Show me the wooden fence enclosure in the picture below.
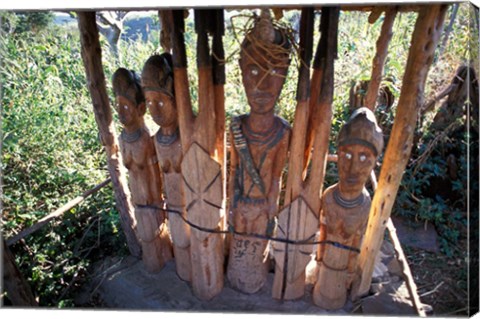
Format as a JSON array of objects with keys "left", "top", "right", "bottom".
[{"left": 4, "top": 4, "right": 450, "bottom": 315}]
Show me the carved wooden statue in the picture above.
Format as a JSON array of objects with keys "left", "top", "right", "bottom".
[
  {"left": 226, "top": 9, "right": 291, "bottom": 294},
  {"left": 112, "top": 68, "right": 173, "bottom": 273},
  {"left": 313, "top": 107, "right": 383, "bottom": 309},
  {"left": 141, "top": 54, "right": 192, "bottom": 282}
]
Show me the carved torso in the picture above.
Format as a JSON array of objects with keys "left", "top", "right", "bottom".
[
  {"left": 320, "top": 184, "right": 371, "bottom": 270},
  {"left": 153, "top": 129, "right": 184, "bottom": 208},
  {"left": 119, "top": 126, "right": 163, "bottom": 206},
  {"left": 232, "top": 114, "right": 290, "bottom": 207}
]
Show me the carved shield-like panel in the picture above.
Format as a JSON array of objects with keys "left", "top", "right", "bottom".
[
  {"left": 273, "top": 196, "right": 318, "bottom": 283},
  {"left": 181, "top": 142, "right": 223, "bottom": 241}
]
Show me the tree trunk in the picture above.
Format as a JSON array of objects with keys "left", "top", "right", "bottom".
[
  {"left": 77, "top": 12, "right": 141, "bottom": 258},
  {"left": 352, "top": 4, "right": 448, "bottom": 298}
]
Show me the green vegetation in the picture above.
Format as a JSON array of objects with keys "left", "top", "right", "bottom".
[{"left": 1, "top": 6, "right": 475, "bottom": 313}]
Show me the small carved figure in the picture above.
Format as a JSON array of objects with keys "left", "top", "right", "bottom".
[
  {"left": 141, "top": 54, "right": 192, "bottom": 282},
  {"left": 313, "top": 107, "right": 383, "bottom": 309},
  {"left": 112, "top": 68, "right": 173, "bottom": 273},
  {"left": 226, "top": 9, "right": 291, "bottom": 294}
]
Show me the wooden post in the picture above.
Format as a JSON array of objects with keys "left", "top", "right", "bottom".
[
  {"left": 386, "top": 219, "right": 427, "bottom": 316},
  {"left": 2, "top": 239, "right": 38, "bottom": 306},
  {"left": 304, "top": 6, "right": 339, "bottom": 209},
  {"left": 353, "top": 4, "right": 448, "bottom": 298},
  {"left": 7, "top": 179, "right": 111, "bottom": 246},
  {"left": 364, "top": 7, "right": 397, "bottom": 111},
  {"left": 211, "top": 9, "right": 226, "bottom": 170},
  {"left": 158, "top": 10, "right": 172, "bottom": 52},
  {"left": 77, "top": 12, "right": 141, "bottom": 258},
  {"left": 272, "top": 7, "right": 315, "bottom": 300},
  {"left": 169, "top": 9, "right": 225, "bottom": 301},
  {"left": 272, "top": 7, "right": 339, "bottom": 300}
]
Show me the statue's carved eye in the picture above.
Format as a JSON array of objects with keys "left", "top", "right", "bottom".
[
  {"left": 270, "top": 69, "right": 277, "bottom": 75},
  {"left": 251, "top": 68, "right": 259, "bottom": 76},
  {"left": 147, "top": 101, "right": 153, "bottom": 107},
  {"left": 359, "top": 154, "right": 367, "bottom": 162},
  {"left": 345, "top": 152, "right": 352, "bottom": 160},
  {"left": 123, "top": 105, "right": 128, "bottom": 110},
  {"left": 158, "top": 101, "right": 164, "bottom": 107}
]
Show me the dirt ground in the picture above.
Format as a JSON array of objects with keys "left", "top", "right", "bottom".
[
  {"left": 407, "top": 243, "right": 471, "bottom": 316},
  {"left": 73, "top": 239, "right": 424, "bottom": 316}
]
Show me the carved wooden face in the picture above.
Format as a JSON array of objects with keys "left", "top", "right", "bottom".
[
  {"left": 144, "top": 90, "right": 177, "bottom": 128},
  {"left": 240, "top": 46, "right": 289, "bottom": 115},
  {"left": 115, "top": 95, "right": 145, "bottom": 127},
  {"left": 337, "top": 144, "right": 376, "bottom": 196}
]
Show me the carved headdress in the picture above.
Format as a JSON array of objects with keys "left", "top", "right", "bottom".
[
  {"left": 241, "top": 9, "right": 292, "bottom": 67},
  {"left": 337, "top": 107, "right": 384, "bottom": 156},
  {"left": 141, "top": 53, "right": 174, "bottom": 97},
  {"left": 112, "top": 68, "right": 144, "bottom": 105}
]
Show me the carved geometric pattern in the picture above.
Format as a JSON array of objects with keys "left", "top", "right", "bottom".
[
  {"left": 181, "top": 142, "right": 223, "bottom": 241},
  {"left": 273, "top": 196, "right": 318, "bottom": 282}
]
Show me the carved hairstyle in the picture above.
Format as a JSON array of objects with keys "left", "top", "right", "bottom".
[
  {"left": 141, "top": 53, "right": 174, "bottom": 97},
  {"left": 337, "top": 107, "right": 384, "bottom": 157},
  {"left": 240, "top": 9, "right": 292, "bottom": 68},
  {"left": 112, "top": 68, "right": 145, "bottom": 106}
]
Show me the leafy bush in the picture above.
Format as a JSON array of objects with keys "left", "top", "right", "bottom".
[{"left": 1, "top": 20, "right": 124, "bottom": 306}]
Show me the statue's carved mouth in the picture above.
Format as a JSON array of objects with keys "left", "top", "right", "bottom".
[
  {"left": 252, "top": 93, "right": 273, "bottom": 103},
  {"left": 345, "top": 177, "right": 359, "bottom": 184}
]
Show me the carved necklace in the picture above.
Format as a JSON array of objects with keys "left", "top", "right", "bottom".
[
  {"left": 121, "top": 128, "right": 143, "bottom": 143},
  {"left": 333, "top": 188, "right": 365, "bottom": 209},
  {"left": 156, "top": 128, "right": 179, "bottom": 145},
  {"left": 244, "top": 116, "right": 281, "bottom": 145}
]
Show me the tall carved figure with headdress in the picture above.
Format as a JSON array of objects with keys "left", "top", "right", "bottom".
[
  {"left": 226, "top": 9, "right": 292, "bottom": 294},
  {"left": 112, "top": 68, "right": 173, "bottom": 273},
  {"left": 313, "top": 107, "right": 383, "bottom": 309},
  {"left": 141, "top": 53, "right": 192, "bottom": 282}
]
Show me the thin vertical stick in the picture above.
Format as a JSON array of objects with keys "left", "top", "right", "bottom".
[
  {"left": 77, "top": 12, "right": 141, "bottom": 258},
  {"left": 353, "top": 4, "right": 449, "bottom": 298},
  {"left": 364, "top": 7, "right": 397, "bottom": 111}
]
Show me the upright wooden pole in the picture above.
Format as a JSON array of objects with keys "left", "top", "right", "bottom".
[
  {"left": 169, "top": 10, "right": 195, "bottom": 151},
  {"left": 272, "top": 7, "right": 339, "bottom": 300},
  {"left": 364, "top": 7, "right": 397, "bottom": 111},
  {"left": 211, "top": 9, "right": 226, "bottom": 169},
  {"left": 168, "top": 9, "right": 225, "bottom": 301},
  {"left": 353, "top": 4, "right": 448, "bottom": 298},
  {"left": 2, "top": 239, "right": 38, "bottom": 306},
  {"left": 77, "top": 12, "right": 141, "bottom": 258},
  {"left": 304, "top": 6, "right": 339, "bottom": 213},
  {"left": 272, "top": 7, "right": 315, "bottom": 300}
]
